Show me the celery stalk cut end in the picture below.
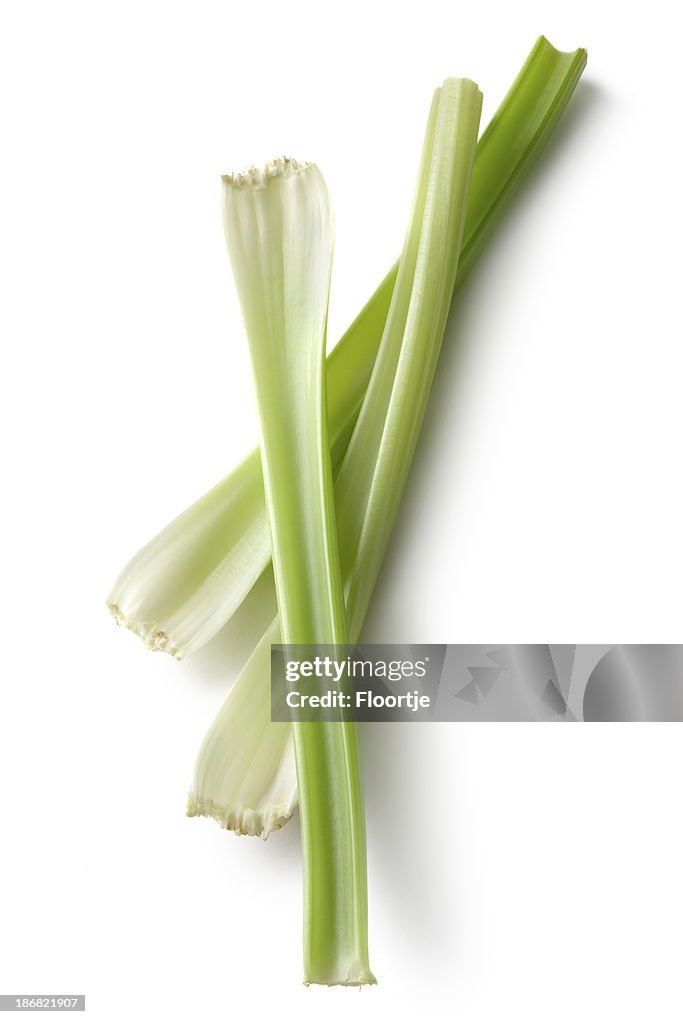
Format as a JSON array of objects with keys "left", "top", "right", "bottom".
[
  {"left": 107, "top": 601, "right": 182, "bottom": 659},
  {"left": 186, "top": 794, "right": 293, "bottom": 839}
]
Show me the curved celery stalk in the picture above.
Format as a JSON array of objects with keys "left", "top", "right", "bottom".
[
  {"left": 221, "top": 160, "right": 373, "bottom": 986},
  {"left": 108, "top": 36, "right": 587, "bottom": 659},
  {"left": 188, "top": 39, "right": 587, "bottom": 838},
  {"left": 335, "top": 77, "right": 482, "bottom": 638}
]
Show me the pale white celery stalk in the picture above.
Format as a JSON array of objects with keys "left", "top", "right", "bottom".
[
  {"left": 189, "top": 75, "right": 482, "bottom": 871},
  {"left": 188, "top": 618, "right": 295, "bottom": 837},
  {"left": 220, "top": 158, "right": 373, "bottom": 986},
  {"left": 107, "top": 453, "right": 268, "bottom": 658},
  {"left": 107, "top": 38, "right": 587, "bottom": 661},
  {"left": 188, "top": 617, "right": 295, "bottom": 837}
]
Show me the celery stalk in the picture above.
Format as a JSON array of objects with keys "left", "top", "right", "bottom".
[
  {"left": 108, "top": 453, "right": 268, "bottom": 657},
  {"left": 335, "top": 77, "right": 482, "bottom": 638},
  {"left": 220, "top": 159, "right": 373, "bottom": 986},
  {"left": 108, "top": 37, "right": 587, "bottom": 660},
  {"left": 188, "top": 617, "right": 295, "bottom": 837}
]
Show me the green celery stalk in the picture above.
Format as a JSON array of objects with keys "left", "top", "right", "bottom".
[
  {"left": 334, "top": 76, "right": 482, "bottom": 639},
  {"left": 220, "top": 159, "right": 373, "bottom": 986}
]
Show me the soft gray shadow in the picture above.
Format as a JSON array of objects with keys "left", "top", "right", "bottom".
[
  {"left": 425, "top": 78, "right": 607, "bottom": 445},
  {"left": 417, "top": 77, "right": 608, "bottom": 475},
  {"left": 359, "top": 722, "right": 467, "bottom": 963}
]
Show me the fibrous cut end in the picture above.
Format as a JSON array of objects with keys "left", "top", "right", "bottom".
[
  {"left": 222, "top": 156, "right": 310, "bottom": 190},
  {"left": 186, "top": 793, "right": 293, "bottom": 840},
  {"left": 107, "top": 602, "right": 183, "bottom": 659}
]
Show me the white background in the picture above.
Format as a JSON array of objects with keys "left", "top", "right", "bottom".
[{"left": 1, "top": 1, "right": 682, "bottom": 1021}]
